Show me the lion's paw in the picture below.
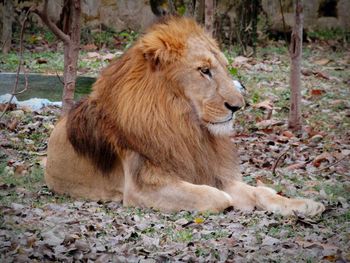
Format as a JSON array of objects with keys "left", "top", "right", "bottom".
[
  {"left": 286, "top": 198, "right": 325, "bottom": 217},
  {"left": 197, "top": 186, "right": 233, "bottom": 213}
]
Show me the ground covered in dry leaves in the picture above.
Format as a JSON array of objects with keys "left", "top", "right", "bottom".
[{"left": 0, "top": 42, "right": 349, "bottom": 262}]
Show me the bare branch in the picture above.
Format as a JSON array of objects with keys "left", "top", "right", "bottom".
[
  {"left": 55, "top": 71, "right": 64, "bottom": 85},
  {"left": 33, "top": 0, "right": 70, "bottom": 44},
  {"left": 272, "top": 146, "right": 290, "bottom": 176},
  {"left": 13, "top": 67, "right": 29, "bottom": 95},
  {"left": 278, "top": 0, "right": 288, "bottom": 44},
  {"left": 312, "top": 156, "right": 348, "bottom": 174},
  {"left": 0, "top": 9, "right": 31, "bottom": 120}
]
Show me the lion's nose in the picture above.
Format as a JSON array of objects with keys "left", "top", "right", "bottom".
[{"left": 224, "top": 102, "right": 241, "bottom": 113}]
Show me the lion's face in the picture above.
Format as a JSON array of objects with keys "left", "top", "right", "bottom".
[
  {"left": 139, "top": 18, "right": 245, "bottom": 137},
  {"left": 178, "top": 36, "right": 245, "bottom": 136}
]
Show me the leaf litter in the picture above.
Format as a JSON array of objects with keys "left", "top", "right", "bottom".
[{"left": 0, "top": 42, "right": 350, "bottom": 262}]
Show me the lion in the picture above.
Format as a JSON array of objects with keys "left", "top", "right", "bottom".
[{"left": 45, "top": 17, "right": 324, "bottom": 216}]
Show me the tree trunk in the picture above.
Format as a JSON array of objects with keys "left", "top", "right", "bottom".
[
  {"left": 204, "top": 0, "right": 214, "bottom": 36},
  {"left": 1, "top": 0, "right": 14, "bottom": 54},
  {"left": 62, "top": 0, "right": 81, "bottom": 114},
  {"left": 288, "top": 0, "right": 303, "bottom": 132},
  {"left": 234, "top": 0, "right": 260, "bottom": 56},
  {"left": 194, "top": 0, "right": 204, "bottom": 24},
  {"left": 184, "top": 0, "right": 194, "bottom": 17},
  {"left": 34, "top": 0, "right": 81, "bottom": 115}
]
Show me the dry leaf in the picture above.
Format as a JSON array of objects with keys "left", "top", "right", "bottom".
[
  {"left": 314, "top": 58, "right": 330, "bottom": 66},
  {"left": 87, "top": 52, "right": 100, "bottom": 58},
  {"left": 255, "top": 119, "right": 284, "bottom": 129},
  {"left": 315, "top": 71, "right": 330, "bottom": 80},
  {"left": 301, "top": 68, "right": 314, "bottom": 76},
  {"left": 253, "top": 100, "right": 273, "bottom": 111},
  {"left": 82, "top": 44, "right": 98, "bottom": 51},
  {"left": 232, "top": 56, "right": 250, "bottom": 68},
  {"left": 194, "top": 217, "right": 205, "bottom": 224},
  {"left": 282, "top": 130, "right": 294, "bottom": 138},
  {"left": 286, "top": 162, "right": 306, "bottom": 170},
  {"left": 312, "top": 152, "right": 333, "bottom": 167},
  {"left": 310, "top": 89, "right": 326, "bottom": 96},
  {"left": 36, "top": 58, "right": 48, "bottom": 64}
]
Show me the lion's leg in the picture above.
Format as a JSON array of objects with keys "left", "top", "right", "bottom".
[
  {"left": 121, "top": 152, "right": 232, "bottom": 212},
  {"left": 223, "top": 181, "right": 325, "bottom": 216}
]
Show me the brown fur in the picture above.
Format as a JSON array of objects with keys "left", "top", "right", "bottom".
[{"left": 46, "top": 17, "right": 325, "bottom": 216}]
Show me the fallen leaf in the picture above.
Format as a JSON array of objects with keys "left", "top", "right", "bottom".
[
  {"left": 194, "top": 217, "right": 205, "bottom": 224},
  {"left": 253, "top": 100, "right": 273, "bottom": 111},
  {"left": 82, "top": 43, "right": 98, "bottom": 51},
  {"left": 36, "top": 58, "right": 48, "bottom": 64},
  {"left": 322, "top": 255, "right": 337, "bottom": 262},
  {"left": 312, "top": 152, "right": 333, "bottom": 167},
  {"left": 310, "top": 134, "right": 323, "bottom": 143},
  {"left": 282, "top": 130, "right": 295, "bottom": 138},
  {"left": 286, "top": 162, "right": 306, "bottom": 170},
  {"left": 314, "top": 58, "right": 330, "bottom": 65},
  {"left": 310, "top": 89, "right": 326, "bottom": 96},
  {"left": 87, "top": 52, "right": 100, "bottom": 58},
  {"left": 7, "top": 118, "right": 18, "bottom": 131},
  {"left": 232, "top": 56, "right": 250, "bottom": 68},
  {"left": 261, "top": 236, "right": 280, "bottom": 246},
  {"left": 301, "top": 68, "right": 314, "bottom": 76},
  {"left": 256, "top": 177, "right": 274, "bottom": 185},
  {"left": 255, "top": 119, "right": 284, "bottom": 129},
  {"left": 315, "top": 71, "right": 330, "bottom": 80},
  {"left": 295, "top": 239, "right": 339, "bottom": 251},
  {"left": 253, "top": 63, "right": 273, "bottom": 72}
]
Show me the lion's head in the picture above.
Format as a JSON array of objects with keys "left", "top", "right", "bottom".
[
  {"left": 68, "top": 17, "right": 243, "bottom": 184},
  {"left": 138, "top": 17, "right": 245, "bottom": 137}
]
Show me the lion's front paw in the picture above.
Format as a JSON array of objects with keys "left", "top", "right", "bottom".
[
  {"left": 196, "top": 186, "right": 233, "bottom": 213},
  {"left": 286, "top": 199, "right": 325, "bottom": 217}
]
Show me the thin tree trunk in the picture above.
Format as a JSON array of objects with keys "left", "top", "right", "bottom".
[
  {"left": 1, "top": 0, "right": 14, "bottom": 54},
  {"left": 62, "top": 0, "right": 81, "bottom": 114},
  {"left": 204, "top": 0, "right": 214, "bottom": 36},
  {"left": 194, "top": 0, "right": 204, "bottom": 24},
  {"left": 288, "top": 0, "right": 303, "bottom": 132},
  {"left": 184, "top": 0, "right": 194, "bottom": 17},
  {"left": 34, "top": 0, "right": 81, "bottom": 115}
]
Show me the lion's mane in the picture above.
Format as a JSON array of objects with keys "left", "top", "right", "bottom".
[{"left": 66, "top": 17, "right": 239, "bottom": 188}]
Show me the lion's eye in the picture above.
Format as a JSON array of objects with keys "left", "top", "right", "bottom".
[{"left": 199, "top": 67, "right": 212, "bottom": 77}]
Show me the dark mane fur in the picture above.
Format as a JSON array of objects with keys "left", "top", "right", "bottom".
[{"left": 66, "top": 98, "right": 117, "bottom": 174}]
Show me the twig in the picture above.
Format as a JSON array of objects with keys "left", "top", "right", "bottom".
[
  {"left": 272, "top": 146, "right": 290, "bottom": 176},
  {"left": 0, "top": 8, "right": 31, "bottom": 121},
  {"left": 1, "top": 36, "right": 9, "bottom": 51},
  {"left": 32, "top": 0, "right": 70, "bottom": 44},
  {"left": 278, "top": 0, "right": 288, "bottom": 44},
  {"left": 55, "top": 71, "right": 64, "bottom": 85},
  {"left": 312, "top": 156, "right": 348, "bottom": 174}
]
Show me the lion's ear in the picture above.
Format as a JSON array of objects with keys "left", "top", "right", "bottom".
[{"left": 140, "top": 31, "right": 185, "bottom": 68}]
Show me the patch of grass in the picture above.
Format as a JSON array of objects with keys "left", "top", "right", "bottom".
[
  {"left": 175, "top": 229, "right": 193, "bottom": 242},
  {"left": 0, "top": 52, "right": 64, "bottom": 73},
  {"left": 308, "top": 28, "right": 349, "bottom": 42},
  {"left": 0, "top": 165, "right": 44, "bottom": 206},
  {"left": 313, "top": 182, "right": 349, "bottom": 205}
]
